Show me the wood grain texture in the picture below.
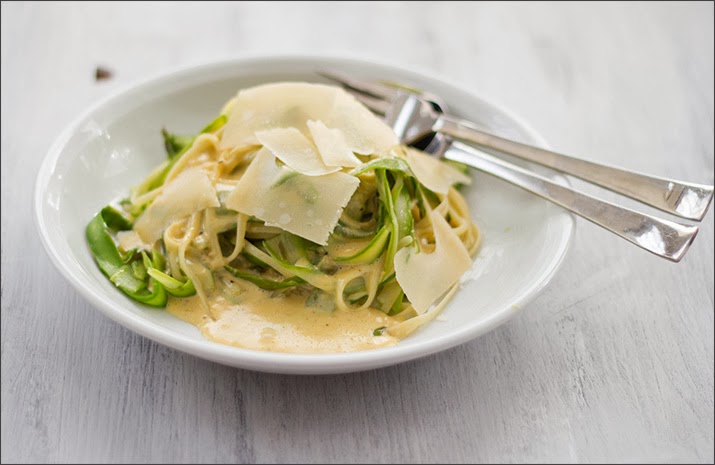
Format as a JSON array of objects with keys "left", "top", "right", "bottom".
[{"left": 1, "top": 2, "right": 713, "bottom": 463}]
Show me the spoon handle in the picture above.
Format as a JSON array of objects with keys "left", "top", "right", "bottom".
[
  {"left": 437, "top": 115, "right": 714, "bottom": 221},
  {"left": 444, "top": 140, "right": 699, "bottom": 262}
]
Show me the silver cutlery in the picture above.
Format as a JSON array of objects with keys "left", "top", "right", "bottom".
[
  {"left": 319, "top": 70, "right": 714, "bottom": 222},
  {"left": 319, "top": 71, "right": 713, "bottom": 262}
]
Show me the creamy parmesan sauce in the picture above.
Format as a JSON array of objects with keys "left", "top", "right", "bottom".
[{"left": 167, "top": 284, "right": 400, "bottom": 353}]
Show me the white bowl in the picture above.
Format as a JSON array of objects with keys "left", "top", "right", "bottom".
[{"left": 34, "top": 56, "right": 574, "bottom": 374}]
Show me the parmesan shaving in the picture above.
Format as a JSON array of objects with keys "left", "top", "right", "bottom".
[
  {"left": 220, "top": 82, "right": 398, "bottom": 156},
  {"left": 329, "top": 90, "right": 398, "bottom": 155},
  {"left": 224, "top": 148, "right": 360, "bottom": 245},
  {"left": 256, "top": 127, "right": 339, "bottom": 176},
  {"left": 134, "top": 169, "right": 219, "bottom": 243},
  {"left": 307, "top": 120, "right": 362, "bottom": 168},
  {"left": 394, "top": 212, "right": 472, "bottom": 313},
  {"left": 405, "top": 147, "right": 472, "bottom": 194},
  {"left": 220, "top": 83, "right": 339, "bottom": 150}
]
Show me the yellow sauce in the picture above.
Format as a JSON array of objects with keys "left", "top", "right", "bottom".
[{"left": 167, "top": 283, "right": 400, "bottom": 353}]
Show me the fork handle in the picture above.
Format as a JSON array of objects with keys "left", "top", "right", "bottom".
[
  {"left": 444, "top": 140, "right": 698, "bottom": 262},
  {"left": 437, "top": 115, "right": 714, "bottom": 221}
]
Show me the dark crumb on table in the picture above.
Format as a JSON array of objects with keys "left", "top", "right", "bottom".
[{"left": 95, "top": 66, "right": 113, "bottom": 81}]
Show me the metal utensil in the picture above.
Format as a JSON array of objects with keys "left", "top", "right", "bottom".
[
  {"left": 319, "top": 71, "right": 703, "bottom": 262},
  {"left": 428, "top": 135, "right": 698, "bottom": 262},
  {"left": 319, "top": 70, "right": 714, "bottom": 222}
]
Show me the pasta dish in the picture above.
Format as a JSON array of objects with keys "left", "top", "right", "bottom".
[{"left": 86, "top": 82, "right": 479, "bottom": 353}]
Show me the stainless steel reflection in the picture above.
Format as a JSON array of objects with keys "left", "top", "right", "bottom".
[
  {"left": 319, "top": 70, "right": 714, "bottom": 222},
  {"left": 430, "top": 135, "right": 698, "bottom": 262},
  {"left": 390, "top": 92, "right": 714, "bottom": 222},
  {"left": 319, "top": 70, "right": 711, "bottom": 262}
]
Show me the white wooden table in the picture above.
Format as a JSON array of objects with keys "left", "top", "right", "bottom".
[{"left": 2, "top": 2, "right": 713, "bottom": 463}]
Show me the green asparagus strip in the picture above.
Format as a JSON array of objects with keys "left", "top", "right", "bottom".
[
  {"left": 333, "top": 220, "right": 379, "bottom": 239},
  {"left": 131, "top": 260, "right": 147, "bottom": 280},
  {"left": 86, "top": 213, "right": 167, "bottom": 306},
  {"left": 376, "top": 170, "right": 400, "bottom": 274},
  {"left": 147, "top": 268, "right": 196, "bottom": 297},
  {"left": 243, "top": 242, "right": 333, "bottom": 292},
  {"left": 391, "top": 175, "right": 414, "bottom": 242},
  {"left": 162, "top": 131, "right": 195, "bottom": 160},
  {"left": 264, "top": 233, "right": 310, "bottom": 265},
  {"left": 101, "top": 205, "right": 133, "bottom": 231},
  {"left": 200, "top": 114, "right": 228, "bottom": 134},
  {"left": 163, "top": 114, "right": 229, "bottom": 160},
  {"left": 333, "top": 226, "right": 390, "bottom": 265},
  {"left": 86, "top": 213, "right": 146, "bottom": 293},
  {"left": 224, "top": 265, "right": 305, "bottom": 290},
  {"left": 350, "top": 157, "right": 414, "bottom": 177}
]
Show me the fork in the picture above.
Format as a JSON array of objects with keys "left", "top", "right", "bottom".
[
  {"left": 319, "top": 71, "right": 706, "bottom": 262},
  {"left": 319, "top": 70, "right": 714, "bottom": 222}
]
